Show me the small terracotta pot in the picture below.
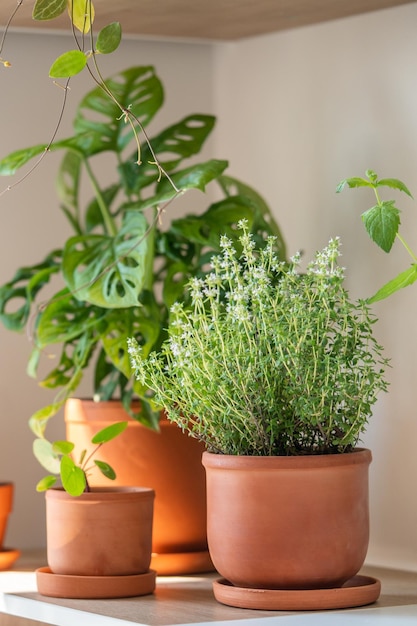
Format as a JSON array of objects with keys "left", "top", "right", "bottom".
[
  {"left": 46, "top": 486, "right": 154, "bottom": 576},
  {"left": 0, "top": 483, "right": 14, "bottom": 549},
  {"left": 65, "top": 399, "right": 209, "bottom": 570},
  {"left": 202, "top": 449, "right": 372, "bottom": 590}
]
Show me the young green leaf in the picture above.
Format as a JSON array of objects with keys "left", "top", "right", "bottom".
[
  {"left": 49, "top": 50, "right": 88, "bottom": 79},
  {"left": 33, "top": 0, "right": 66, "bottom": 21},
  {"left": 52, "top": 440, "right": 75, "bottom": 455},
  {"left": 96, "top": 23, "right": 122, "bottom": 54},
  {"left": 377, "top": 178, "right": 413, "bottom": 197},
  {"left": 91, "top": 421, "right": 128, "bottom": 445},
  {"left": 94, "top": 460, "right": 116, "bottom": 480},
  {"left": 336, "top": 177, "right": 373, "bottom": 193},
  {"left": 33, "top": 438, "right": 61, "bottom": 474},
  {"left": 36, "top": 476, "right": 57, "bottom": 492},
  {"left": 361, "top": 201, "right": 400, "bottom": 253},
  {"left": 60, "top": 455, "right": 86, "bottom": 496},
  {"left": 368, "top": 264, "right": 417, "bottom": 303}
]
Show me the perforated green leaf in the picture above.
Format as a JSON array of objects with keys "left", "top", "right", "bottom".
[{"left": 62, "top": 211, "right": 149, "bottom": 308}]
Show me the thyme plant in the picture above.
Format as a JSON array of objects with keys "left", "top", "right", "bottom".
[{"left": 129, "top": 224, "right": 388, "bottom": 456}]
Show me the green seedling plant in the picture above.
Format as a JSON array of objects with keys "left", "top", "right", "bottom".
[
  {"left": 337, "top": 170, "right": 417, "bottom": 303},
  {"left": 34, "top": 421, "right": 128, "bottom": 496}
]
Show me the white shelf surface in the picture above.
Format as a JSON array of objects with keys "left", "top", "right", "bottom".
[{"left": 0, "top": 553, "right": 416, "bottom": 626}]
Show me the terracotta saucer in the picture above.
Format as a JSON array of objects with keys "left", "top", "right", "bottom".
[
  {"left": 0, "top": 548, "right": 20, "bottom": 571},
  {"left": 213, "top": 575, "right": 381, "bottom": 611},
  {"left": 151, "top": 550, "right": 214, "bottom": 575},
  {"left": 36, "top": 567, "right": 156, "bottom": 599}
]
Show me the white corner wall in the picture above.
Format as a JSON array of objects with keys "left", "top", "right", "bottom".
[
  {"left": 213, "top": 3, "right": 417, "bottom": 571},
  {"left": 2, "top": 2, "right": 417, "bottom": 572}
]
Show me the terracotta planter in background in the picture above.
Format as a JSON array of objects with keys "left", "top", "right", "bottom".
[
  {"left": 203, "top": 449, "right": 372, "bottom": 591},
  {"left": 65, "top": 399, "right": 212, "bottom": 574},
  {"left": 0, "top": 483, "right": 13, "bottom": 549}
]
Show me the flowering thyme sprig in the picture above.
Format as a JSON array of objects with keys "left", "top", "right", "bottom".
[{"left": 128, "top": 223, "right": 388, "bottom": 456}]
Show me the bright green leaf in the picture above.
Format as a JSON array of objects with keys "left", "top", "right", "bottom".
[
  {"left": 94, "top": 460, "right": 116, "bottom": 480},
  {"left": 36, "top": 476, "right": 57, "bottom": 492},
  {"left": 336, "top": 178, "right": 373, "bottom": 193},
  {"left": 368, "top": 265, "right": 417, "bottom": 303},
  {"left": 49, "top": 50, "right": 88, "bottom": 78},
  {"left": 377, "top": 178, "right": 413, "bottom": 198},
  {"left": 96, "top": 23, "right": 122, "bottom": 54},
  {"left": 362, "top": 201, "right": 400, "bottom": 253},
  {"left": 33, "top": 0, "right": 66, "bottom": 21},
  {"left": 60, "top": 455, "right": 86, "bottom": 496},
  {"left": 52, "top": 440, "right": 75, "bottom": 455},
  {"left": 91, "top": 421, "right": 128, "bottom": 445}
]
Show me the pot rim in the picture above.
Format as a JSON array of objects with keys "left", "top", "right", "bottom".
[
  {"left": 202, "top": 448, "right": 371, "bottom": 470},
  {"left": 46, "top": 486, "right": 155, "bottom": 502}
]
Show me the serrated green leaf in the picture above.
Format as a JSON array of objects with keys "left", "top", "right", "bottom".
[
  {"left": 336, "top": 178, "right": 373, "bottom": 193},
  {"left": 33, "top": 0, "right": 66, "bottom": 21},
  {"left": 368, "top": 265, "right": 417, "bottom": 303},
  {"left": 91, "top": 421, "right": 128, "bottom": 445},
  {"left": 365, "top": 169, "right": 378, "bottom": 183},
  {"left": 94, "top": 460, "right": 116, "bottom": 480},
  {"left": 60, "top": 455, "right": 86, "bottom": 496},
  {"left": 49, "top": 50, "right": 88, "bottom": 79},
  {"left": 36, "top": 476, "right": 57, "bottom": 492},
  {"left": 377, "top": 178, "right": 413, "bottom": 198},
  {"left": 362, "top": 201, "right": 400, "bottom": 253},
  {"left": 33, "top": 438, "right": 61, "bottom": 473},
  {"left": 96, "top": 22, "right": 122, "bottom": 54}
]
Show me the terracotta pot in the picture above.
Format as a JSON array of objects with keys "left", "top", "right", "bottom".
[
  {"left": 65, "top": 399, "right": 211, "bottom": 574},
  {"left": 46, "top": 486, "right": 154, "bottom": 576},
  {"left": 202, "top": 449, "right": 372, "bottom": 590},
  {"left": 0, "top": 483, "right": 13, "bottom": 548}
]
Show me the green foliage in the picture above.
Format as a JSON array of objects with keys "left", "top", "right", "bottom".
[
  {"left": 129, "top": 226, "right": 388, "bottom": 456},
  {"left": 337, "top": 170, "right": 417, "bottom": 302},
  {"left": 32, "top": 1, "right": 120, "bottom": 78},
  {"left": 34, "top": 421, "right": 128, "bottom": 496},
  {"left": 0, "top": 66, "right": 286, "bottom": 437},
  {"left": 49, "top": 50, "right": 88, "bottom": 78}
]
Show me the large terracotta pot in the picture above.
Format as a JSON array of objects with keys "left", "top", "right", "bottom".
[
  {"left": 65, "top": 399, "right": 212, "bottom": 574},
  {"left": 202, "top": 449, "right": 372, "bottom": 591},
  {"left": 45, "top": 486, "right": 154, "bottom": 576}
]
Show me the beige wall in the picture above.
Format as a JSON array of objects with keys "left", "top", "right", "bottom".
[
  {"left": 213, "top": 2, "right": 417, "bottom": 571},
  {"left": 1, "top": 1, "right": 417, "bottom": 571}
]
